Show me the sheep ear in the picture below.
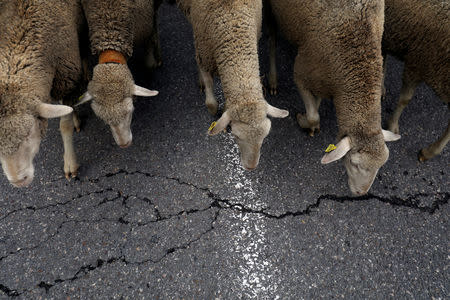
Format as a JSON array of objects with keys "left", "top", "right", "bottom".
[
  {"left": 267, "top": 104, "right": 289, "bottom": 118},
  {"left": 133, "top": 84, "right": 159, "bottom": 97},
  {"left": 37, "top": 103, "right": 73, "bottom": 119},
  {"left": 321, "top": 136, "right": 352, "bottom": 164},
  {"left": 208, "top": 111, "right": 231, "bottom": 136},
  {"left": 75, "top": 91, "right": 93, "bottom": 107},
  {"left": 382, "top": 129, "right": 401, "bottom": 141}
]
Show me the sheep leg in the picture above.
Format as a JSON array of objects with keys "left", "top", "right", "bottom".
[
  {"left": 381, "top": 56, "right": 387, "bottom": 101},
  {"left": 418, "top": 119, "right": 450, "bottom": 162},
  {"left": 387, "top": 72, "right": 417, "bottom": 134},
  {"left": 198, "top": 70, "right": 205, "bottom": 92},
  {"left": 297, "top": 94, "right": 321, "bottom": 136},
  {"left": 152, "top": 12, "right": 162, "bottom": 67},
  {"left": 145, "top": 41, "right": 158, "bottom": 69},
  {"left": 72, "top": 110, "right": 81, "bottom": 132},
  {"left": 268, "top": 17, "right": 277, "bottom": 95},
  {"left": 199, "top": 67, "right": 218, "bottom": 115},
  {"left": 264, "top": 0, "right": 277, "bottom": 95},
  {"left": 60, "top": 113, "right": 79, "bottom": 179},
  {"left": 145, "top": 15, "right": 162, "bottom": 68},
  {"left": 296, "top": 87, "right": 321, "bottom": 136}
]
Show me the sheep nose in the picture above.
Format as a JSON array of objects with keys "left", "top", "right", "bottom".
[
  {"left": 12, "top": 175, "right": 32, "bottom": 188},
  {"left": 243, "top": 161, "right": 258, "bottom": 171},
  {"left": 119, "top": 140, "right": 132, "bottom": 148},
  {"left": 353, "top": 188, "right": 369, "bottom": 196}
]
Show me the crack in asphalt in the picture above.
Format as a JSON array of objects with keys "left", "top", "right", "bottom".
[
  {"left": 0, "top": 219, "right": 82, "bottom": 298},
  {"left": 34, "top": 208, "right": 220, "bottom": 294},
  {"left": 128, "top": 208, "right": 220, "bottom": 265},
  {"left": 1, "top": 169, "right": 447, "bottom": 264},
  {"left": 2, "top": 169, "right": 447, "bottom": 225},
  {"left": 36, "top": 257, "right": 125, "bottom": 293},
  {"left": 0, "top": 284, "right": 20, "bottom": 297},
  {"left": 0, "top": 188, "right": 115, "bottom": 222},
  {"left": 97, "top": 169, "right": 449, "bottom": 216},
  {"left": 1, "top": 169, "right": 448, "bottom": 297},
  {"left": 0, "top": 219, "right": 69, "bottom": 263}
]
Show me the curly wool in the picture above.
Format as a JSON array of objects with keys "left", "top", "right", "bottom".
[
  {"left": 81, "top": 0, "right": 135, "bottom": 58},
  {"left": 382, "top": 0, "right": 450, "bottom": 101},
  {"left": 179, "top": 0, "right": 267, "bottom": 124},
  {"left": 270, "top": 0, "right": 386, "bottom": 163},
  {"left": 0, "top": 114, "right": 34, "bottom": 156},
  {"left": 0, "top": 0, "right": 85, "bottom": 154},
  {"left": 87, "top": 63, "right": 135, "bottom": 125}
]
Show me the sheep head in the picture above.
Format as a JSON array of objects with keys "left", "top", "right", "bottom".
[
  {"left": 209, "top": 101, "right": 288, "bottom": 170},
  {"left": 0, "top": 103, "right": 72, "bottom": 187},
  {"left": 321, "top": 130, "right": 400, "bottom": 196},
  {"left": 79, "top": 63, "right": 158, "bottom": 148}
]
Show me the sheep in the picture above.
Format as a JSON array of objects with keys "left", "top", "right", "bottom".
[
  {"left": 0, "top": 0, "right": 87, "bottom": 187},
  {"left": 78, "top": 0, "right": 159, "bottom": 148},
  {"left": 176, "top": 0, "right": 289, "bottom": 170},
  {"left": 383, "top": 0, "right": 449, "bottom": 161},
  {"left": 267, "top": 0, "right": 400, "bottom": 195}
]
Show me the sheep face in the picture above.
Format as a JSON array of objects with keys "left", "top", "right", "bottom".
[
  {"left": 91, "top": 97, "right": 134, "bottom": 148},
  {"left": 0, "top": 103, "right": 72, "bottom": 187},
  {"left": 208, "top": 103, "right": 289, "bottom": 170},
  {"left": 343, "top": 144, "right": 389, "bottom": 196},
  {"left": 321, "top": 130, "right": 400, "bottom": 196},
  {"left": 231, "top": 118, "right": 271, "bottom": 170},
  {"left": 79, "top": 64, "right": 158, "bottom": 148},
  {"left": 0, "top": 115, "right": 40, "bottom": 187}
]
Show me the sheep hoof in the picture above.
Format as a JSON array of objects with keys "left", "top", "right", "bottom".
[
  {"left": 387, "top": 122, "right": 400, "bottom": 135},
  {"left": 296, "top": 113, "right": 320, "bottom": 136},
  {"left": 418, "top": 150, "right": 429, "bottom": 162},
  {"left": 269, "top": 87, "right": 277, "bottom": 96},
  {"left": 65, "top": 170, "right": 78, "bottom": 180},
  {"left": 64, "top": 163, "right": 79, "bottom": 180},
  {"left": 309, "top": 128, "right": 320, "bottom": 137}
]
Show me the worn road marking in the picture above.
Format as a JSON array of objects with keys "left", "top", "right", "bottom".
[{"left": 220, "top": 131, "right": 280, "bottom": 299}]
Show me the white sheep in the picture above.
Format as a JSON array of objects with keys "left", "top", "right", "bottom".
[
  {"left": 383, "top": 0, "right": 449, "bottom": 161},
  {"left": 78, "top": 0, "right": 159, "bottom": 147},
  {"left": 0, "top": 0, "right": 86, "bottom": 187},
  {"left": 177, "top": 0, "right": 289, "bottom": 170},
  {"left": 267, "top": 0, "right": 400, "bottom": 195}
]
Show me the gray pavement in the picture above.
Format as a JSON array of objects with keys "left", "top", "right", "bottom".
[{"left": 0, "top": 3, "right": 448, "bottom": 299}]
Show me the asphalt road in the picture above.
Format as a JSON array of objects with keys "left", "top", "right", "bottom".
[{"left": 1, "top": 3, "right": 448, "bottom": 299}]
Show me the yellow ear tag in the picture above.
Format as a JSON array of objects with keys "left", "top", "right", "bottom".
[
  {"left": 208, "top": 121, "right": 217, "bottom": 132},
  {"left": 78, "top": 94, "right": 83, "bottom": 102},
  {"left": 325, "top": 144, "right": 337, "bottom": 153}
]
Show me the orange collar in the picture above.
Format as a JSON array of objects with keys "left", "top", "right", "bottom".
[{"left": 98, "top": 50, "right": 127, "bottom": 65}]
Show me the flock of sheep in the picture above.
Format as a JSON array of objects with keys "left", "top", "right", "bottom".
[{"left": 0, "top": 0, "right": 448, "bottom": 196}]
